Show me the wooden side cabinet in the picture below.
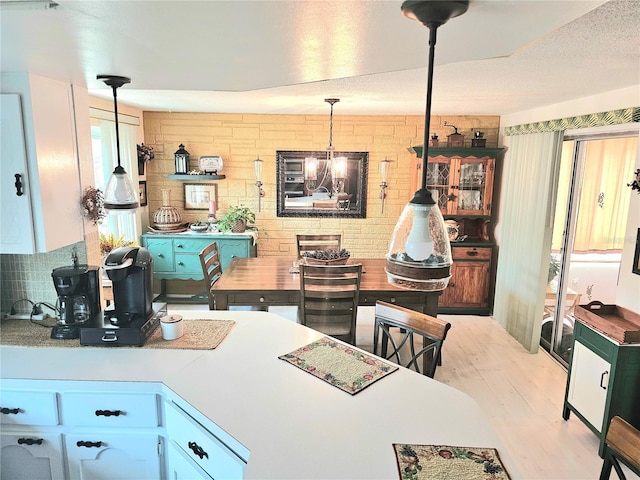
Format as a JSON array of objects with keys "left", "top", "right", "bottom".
[
  {"left": 562, "top": 319, "right": 640, "bottom": 457},
  {"left": 439, "top": 246, "right": 491, "bottom": 312}
]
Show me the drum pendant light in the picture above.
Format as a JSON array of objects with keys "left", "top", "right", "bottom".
[
  {"left": 385, "top": 1, "right": 468, "bottom": 291},
  {"left": 98, "top": 75, "right": 139, "bottom": 211}
]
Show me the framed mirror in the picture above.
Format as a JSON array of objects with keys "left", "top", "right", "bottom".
[{"left": 276, "top": 150, "right": 369, "bottom": 218}]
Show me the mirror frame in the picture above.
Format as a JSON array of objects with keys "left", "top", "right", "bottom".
[{"left": 276, "top": 150, "right": 369, "bottom": 218}]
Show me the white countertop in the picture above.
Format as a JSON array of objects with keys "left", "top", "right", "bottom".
[{"left": 0, "top": 310, "right": 513, "bottom": 479}]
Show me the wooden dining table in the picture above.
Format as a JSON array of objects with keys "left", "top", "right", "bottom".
[{"left": 211, "top": 257, "right": 440, "bottom": 315}]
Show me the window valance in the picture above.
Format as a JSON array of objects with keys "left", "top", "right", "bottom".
[{"left": 504, "top": 107, "right": 639, "bottom": 136}]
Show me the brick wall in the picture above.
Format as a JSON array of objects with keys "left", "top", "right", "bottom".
[{"left": 143, "top": 112, "right": 499, "bottom": 259}]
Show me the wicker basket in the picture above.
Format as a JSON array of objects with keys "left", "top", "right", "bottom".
[{"left": 303, "top": 256, "right": 350, "bottom": 266}]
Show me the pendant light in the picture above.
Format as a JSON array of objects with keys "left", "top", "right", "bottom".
[
  {"left": 385, "top": 1, "right": 468, "bottom": 291},
  {"left": 98, "top": 75, "right": 139, "bottom": 211}
]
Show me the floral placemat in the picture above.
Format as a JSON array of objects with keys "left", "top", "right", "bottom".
[
  {"left": 278, "top": 337, "right": 398, "bottom": 395},
  {"left": 393, "top": 444, "right": 511, "bottom": 480}
]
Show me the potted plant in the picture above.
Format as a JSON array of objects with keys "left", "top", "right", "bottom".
[
  {"left": 216, "top": 205, "right": 256, "bottom": 233},
  {"left": 548, "top": 254, "right": 561, "bottom": 284},
  {"left": 137, "top": 143, "right": 154, "bottom": 175},
  {"left": 100, "top": 233, "right": 138, "bottom": 258}
]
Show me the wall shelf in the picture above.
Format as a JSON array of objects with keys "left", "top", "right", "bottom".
[{"left": 168, "top": 174, "right": 226, "bottom": 180}]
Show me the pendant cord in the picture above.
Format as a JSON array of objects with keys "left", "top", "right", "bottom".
[
  {"left": 421, "top": 24, "right": 438, "bottom": 191},
  {"left": 111, "top": 84, "right": 122, "bottom": 168}
]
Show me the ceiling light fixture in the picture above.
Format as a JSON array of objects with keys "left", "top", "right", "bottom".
[
  {"left": 98, "top": 75, "right": 139, "bottom": 212},
  {"left": 304, "top": 98, "right": 348, "bottom": 199},
  {"left": 385, "top": 0, "right": 468, "bottom": 291},
  {"left": 0, "top": 0, "right": 58, "bottom": 10}
]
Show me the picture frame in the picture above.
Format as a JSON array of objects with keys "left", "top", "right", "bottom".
[
  {"left": 183, "top": 183, "right": 217, "bottom": 210},
  {"left": 633, "top": 228, "right": 640, "bottom": 275},
  {"left": 138, "top": 181, "right": 147, "bottom": 207}
]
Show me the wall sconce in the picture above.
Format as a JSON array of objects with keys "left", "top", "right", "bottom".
[
  {"left": 98, "top": 75, "right": 139, "bottom": 212},
  {"left": 254, "top": 157, "right": 265, "bottom": 212},
  {"left": 386, "top": 1, "right": 468, "bottom": 292},
  {"left": 174, "top": 144, "right": 189, "bottom": 174},
  {"left": 380, "top": 158, "right": 391, "bottom": 213},
  {"left": 304, "top": 98, "right": 348, "bottom": 198}
]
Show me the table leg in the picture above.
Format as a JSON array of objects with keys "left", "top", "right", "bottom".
[{"left": 215, "top": 294, "right": 229, "bottom": 310}]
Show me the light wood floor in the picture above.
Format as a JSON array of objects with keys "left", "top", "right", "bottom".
[{"left": 172, "top": 304, "right": 632, "bottom": 480}]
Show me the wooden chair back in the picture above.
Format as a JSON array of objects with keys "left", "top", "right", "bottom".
[
  {"left": 199, "top": 242, "right": 222, "bottom": 310},
  {"left": 299, "top": 263, "right": 362, "bottom": 345},
  {"left": 599, "top": 416, "right": 640, "bottom": 480},
  {"left": 373, "top": 300, "right": 451, "bottom": 378},
  {"left": 296, "top": 234, "right": 342, "bottom": 258}
]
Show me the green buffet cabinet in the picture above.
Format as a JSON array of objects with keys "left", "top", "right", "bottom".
[
  {"left": 141, "top": 232, "right": 257, "bottom": 299},
  {"left": 562, "top": 305, "right": 640, "bottom": 457}
]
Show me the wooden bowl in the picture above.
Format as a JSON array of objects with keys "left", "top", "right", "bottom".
[{"left": 303, "top": 256, "right": 350, "bottom": 266}]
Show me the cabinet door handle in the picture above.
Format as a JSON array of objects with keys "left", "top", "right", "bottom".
[
  {"left": 177, "top": 261, "right": 184, "bottom": 266},
  {"left": 600, "top": 371, "right": 609, "bottom": 389},
  {"left": 188, "top": 441, "right": 209, "bottom": 460},
  {"left": 157, "top": 253, "right": 164, "bottom": 258},
  {"left": 18, "top": 437, "right": 43, "bottom": 446},
  {"left": 259, "top": 296, "right": 265, "bottom": 302},
  {"left": 449, "top": 282, "right": 456, "bottom": 288},
  {"left": 0, "top": 407, "right": 20, "bottom": 415},
  {"left": 76, "top": 440, "right": 103, "bottom": 448},
  {"left": 389, "top": 297, "right": 396, "bottom": 303},
  {"left": 14, "top": 174, "right": 24, "bottom": 196},
  {"left": 95, "top": 409, "right": 122, "bottom": 417}
]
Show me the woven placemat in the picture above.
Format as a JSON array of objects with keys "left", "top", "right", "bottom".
[
  {"left": 393, "top": 444, "right": 511, "bottom": 480},
  {"left": 0, "top": 318, "right": 234, "bottom": 350},
  {"left": 279, "top": 336, "right": 398, "bottom": 395}
]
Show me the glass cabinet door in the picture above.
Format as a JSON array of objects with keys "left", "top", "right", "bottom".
[
  {"left": 455, "top": 157, "right": 494, "bottom": 215},
  {"left": 425, "top": 157, "right": 453, "bottom": 212}
]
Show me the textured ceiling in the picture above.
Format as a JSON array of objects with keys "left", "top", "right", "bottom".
[{"left": 1, "top": 0, "right": 638, "bottom": 115}]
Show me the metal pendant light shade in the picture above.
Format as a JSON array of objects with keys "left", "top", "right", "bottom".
[
  {"left": 386, "top": 1, "right": 468, "bottom": 291},
  {"left": 99, "top": 75, "right": 139, "bottom": 211}
]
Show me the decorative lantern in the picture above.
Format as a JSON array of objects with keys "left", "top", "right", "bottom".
[{"left": 174, "top": 144, "right": 189, "bottom": 174}]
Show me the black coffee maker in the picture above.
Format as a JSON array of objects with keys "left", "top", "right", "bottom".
[
  {"left": 103, "top": 246, "right": 154, "bottom": 325},
  {"left": 51, "top": 265, "right": 101, "bottom": 339}
]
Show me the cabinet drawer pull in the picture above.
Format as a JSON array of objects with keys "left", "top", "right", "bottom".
[
  {"left": 14, "top": 173, "right": 24, "bottom": 196},
  {"left": 390, "top": 297, "right": 396, "bottom": 303},
  {"left": 76, "top": 440, "right": 103, "bottom": 448},
  {"left": 177, "top": 261, "right": 184, "bottom": 266},
  {"left": 176, "top": 243, "right": 184, "bottom": 248},
  {"left": 259, "top": 296, "right": 265, "bottom": 302},
  {"left": 466, "top": 250, "right": 478, "bottom": 256},
  {"left": 600, "top": 371, "right": 609, "bottom": 389},
  {"left": 188, "top": 441, "right": 209, "bottom": 460},
  {"left": 157, "top": 253, "right": 164, "bottom": 258},
  {"left": 18, "top": 437, "right": 43, "bottom": 446},
  {"left": 0, "top": 407, "right": 20, "bottom": 415},
  {"left": 95, "top": 409, "right": 122, "bottom": 417}
]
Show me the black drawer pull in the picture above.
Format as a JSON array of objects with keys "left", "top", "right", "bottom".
[
  {"left": 18, "top": 437, "right": 43, "bottom": 446},
  {"left": 177, "top": 243, "right": 184, "bottom": 248},
  {"left": 76, "top": 440, "right": 102, "bottom": 448},
  {"left": 95, "top": 409, "right": 122, "bottom": 417},
  {"left": 0, "top": 407, "right": 20, "bottom": 415},
  {"left": 466, "top": 250, "right": 478, "bottom": 256},
  {"left": 14, "top": 174, "right": 24, "bottom": 196},
  {"left": 188, "top": 441, "right": 209, "bottom": 460},
  {"left": 157, "top": 253, "right": 164, "bottom": 258}
]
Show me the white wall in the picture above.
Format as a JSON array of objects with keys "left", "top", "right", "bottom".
[{"left": 498, "top": 86, "right": 640, "bottom": 314}]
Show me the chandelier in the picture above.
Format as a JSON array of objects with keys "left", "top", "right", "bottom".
[{"left": 304, "top": 99, "right": 348, "bottom": 198}]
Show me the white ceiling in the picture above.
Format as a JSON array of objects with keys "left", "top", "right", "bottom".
[{"left": 1, "top": 0, "right": 638, "bottom": 116}]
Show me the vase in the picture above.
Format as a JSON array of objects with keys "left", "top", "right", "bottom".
[
  {"left": 138, "top": 159, "right": 145, "bottom": 175},
  {"left": 153, "top": 189, "right": 183, "bottom": 230}
]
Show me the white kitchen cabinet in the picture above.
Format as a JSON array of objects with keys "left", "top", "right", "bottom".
[
  {"left": 0, "top": 432, "right": 65, "bottom": 479},
  {"left": 65, "top": 434, "right": 162, "bottom": 480},
  {"left": 566, "top": 341, "right": 610, "bottom": 431},
  {"left": 0, "top": 73, "right": 84, "bottom": 254}
]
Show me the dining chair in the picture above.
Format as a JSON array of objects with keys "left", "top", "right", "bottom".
[
  {"left": 298, "top": 263, "right": 362, "bottom": 345},
  {"left": 599, "top": 416, "right": 640, "bottom": 480},
  {"left": 199, "top": 242, "right": 222, "bottom": 310},
  {"left": 296, "top": 234, "right": 342, "bottom": 258},
  {"left": 373, "top": 300, "right": 451, "bottom": 378}
]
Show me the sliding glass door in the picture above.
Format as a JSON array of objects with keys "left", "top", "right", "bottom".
[{"left": 541, "top": 130, "right": 637, "bottom": 366}]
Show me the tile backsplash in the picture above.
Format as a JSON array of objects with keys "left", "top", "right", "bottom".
[{"left": 0, "top": 241, "right": 88, "bottom": 315}]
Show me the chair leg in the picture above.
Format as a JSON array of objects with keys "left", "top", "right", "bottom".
[{"left": 599, "top": 450, "right": 618, "bottom": 480}]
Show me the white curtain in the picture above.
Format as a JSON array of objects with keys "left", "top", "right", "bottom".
[
  {"left": 98, "top": 119, "right": 139, "bottom": 243},
  {"left": 493, "top": 131, "right": 564, "bottom": 353}
]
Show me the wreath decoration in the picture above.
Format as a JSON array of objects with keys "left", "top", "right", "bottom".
[{"left": 81, "top": 186, "right": 106, "bottom": 225}]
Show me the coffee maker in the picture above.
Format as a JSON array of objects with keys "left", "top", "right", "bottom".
[
  {"left": 103, "top": 246, "right": 154, "bottom": 325},
  {"left": 51, "top": 265, "right": 101, "bottom": 339}
]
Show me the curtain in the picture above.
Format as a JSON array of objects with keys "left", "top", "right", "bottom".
[
  {"left": 493, "top": 131, "right": 563, "bottom": 353},
  {"left": 98, "top": 119, "right": 138, "bottom": 243}
]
